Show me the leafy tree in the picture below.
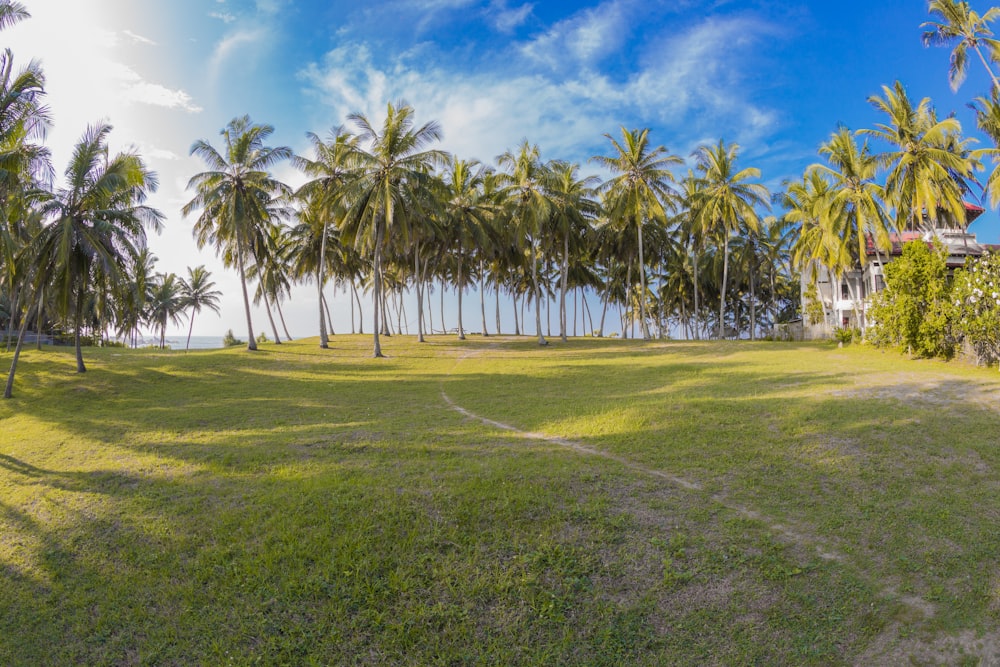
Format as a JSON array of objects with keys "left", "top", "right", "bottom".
[
  {"left": 340, "top": 102, "right": 446, "bottom": 357},
  {"left": 32, "top": 122, "right": 162, "bottom": 372},
  {"left": 592, "top": 128, "right": 680, "bottom": 340},
  {"left": 922, "top": 0, "right": 1000, "bottom": 91},
  {"left": 181, "top": 265, "right": 221, "bottom": 351},
  {"left": 868, "top": 240, "right": 955, "bottom": 358},
  {"left": 951, "top": 253, "right": 1000, "bottom": 368},
  {"left": 183, "top": 116, "right": 292, "bottom": 352}
]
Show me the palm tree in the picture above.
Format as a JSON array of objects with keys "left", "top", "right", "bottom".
[
  {"left": 922, "top": 0, "right": 1000, "bottom": 92},
  {"left": 810, "top": 127, "right": 893, "bottom": 271},
  {"left": 692, "top": 140, "right": 769, "bottom": 338},
  {"left": 546, "top": 160, "right": 599, "bottom": 342},
  {"left": 592, "top": 127, "right": 680, "bottom": 340},
  {"left": 863, "top": 82, "right": 975, "bottom": 231},
  {"left": 339, "top": 102, "right": 447, "bottom": 357},
  {"left": 147, "top": 272, "right": 186, "bottom": 349},
  {"left": 441, "top": 157, "right": 493, "bottom": 340},
  {"left": 32, "top": 122, "right": 162, "bottom": 372},
  {"left": 183, "top": 115, "right": 292, "bottom": 352},
  {"left": 497, "top": 141, "right": 554, "bottom": 345},
  {"left": 292, "top": 127, "right": 356, "bottom": 348},
  {"left": 0, "top": 1, "right": 29, "bottom": 31},
  {"left": 181, "top": 265, "right": 221, "bottom": 351}
]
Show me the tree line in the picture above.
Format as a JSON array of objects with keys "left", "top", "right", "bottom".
[{"left": 4, "top": 1, "right": 1000, "bottom": 397}]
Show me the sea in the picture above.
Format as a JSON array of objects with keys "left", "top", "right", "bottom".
[{"left": 127, "top": 335, "right": 226, "bottom": 350}]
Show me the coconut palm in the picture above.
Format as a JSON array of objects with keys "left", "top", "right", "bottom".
[
  {"left": 147, "top": 272, "right": 186, "bottom": 349},
  {"left": 592, "top": 127, "right": 681, "bottom": 340},
  {"left": 546, "top": 160, "right": 599, "bottom": 342},
  {"left": 692, "top": 140, "right": 769, "bottom": 338},
  {"left": 0, "top": 1, "right": 28, "bottom": 31},
  {"left": 497, "top": 141, "right": 554, "bottom": 345},
  {"left": 292, "top": 127, "right": 357, "bottom": 348},
  {"left": 181, "top": 265, "right": 221, "bottom": 351},
  {"left": 863, "top": 82, "right": 975, "bottom": 231},
  {"left": 183, "top": 115, "right": 292, "bottom": 352},
  {"left": 922, "top": 0, "right": 1000, "bottom": 92},
  {"left": 441, "top": 157, "right": 493, "bottom": 340},
  {"left": 339, "top": 102, "right": 447, "bottom": 357},
  {"left": 809, "top": 127, "right": 893, "bottom": 269},
  {"left": 32, "top": 122, "right": 162, "bottom": 372}
]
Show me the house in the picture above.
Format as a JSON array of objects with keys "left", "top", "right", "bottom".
[{"left": 801, "top": 203, "right": 992, "bottom": 340}]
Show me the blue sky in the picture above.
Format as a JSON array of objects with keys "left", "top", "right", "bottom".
[{"left": 5, "top": 0, "right": 1000, "bottom": 336}]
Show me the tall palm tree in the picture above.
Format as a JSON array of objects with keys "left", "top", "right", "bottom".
[
  {"left": 863, "top": 82, "right": 974, "bottom": 231},
  {"left": 0, "top": 1, "right": 29, "bottom": 31},
  {"left": 592, "top": 127, "right": 680, "bottom": 340},
  {"left": 183, "top": 115, "right": 292, "bottom": 352},
  {"left": 497, "top": 141, "right": 554, "bottom": 345},
  {"left": 181, "top": 265, "right": 221, "bottom": 351},
  {"left": 441, "top": 156, "right": 493, "bottom": 340},
  {"left": 546, "top": 160, "right": 599, "bottom": 342},
  {"left": 810, "top": 127, "right": 893, "bottom": 270},
  {"left": 292, "top": 127, "right": 356, "bottom": 348},
  {"left": 922, "top": 0, "right": 1000, "bottom": 92},
  {"left": 33, "top": 122, "right": 162, "bottom": 372},
  {"left": 339, "top": 102, "right": 447, "bottom": 357},
  {"left": 147, "top": 272, "right": 186, "bottom": 349},
  {"left": 692, "top": 140, "right": 769, "bottom": 339}
]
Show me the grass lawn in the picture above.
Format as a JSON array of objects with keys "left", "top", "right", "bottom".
[{"left": 1, "top": 335, "right": 999, "bottom": 664}]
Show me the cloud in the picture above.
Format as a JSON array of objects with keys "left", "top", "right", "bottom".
[
  {"left": 300, "top": 13, "right": 782, "bottom": 166},
  {"left": 488, "top": 1, "right": 533, "bottom": 33},
  {"left": 122, "top": 29, "right": 157, "bottom": 46},
  {"left": 109, "top": 63, "right": 203, "bottom": 113},
  {"left": 520, "top": 0, "right": 630, "bottom": 69},
  {"left": 209, "top": 12, "right": 237, "bottom": 24}
]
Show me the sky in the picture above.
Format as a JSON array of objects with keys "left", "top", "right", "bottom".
[{"left": 5, "top": 0, "right": 1000, "bottom": 338}]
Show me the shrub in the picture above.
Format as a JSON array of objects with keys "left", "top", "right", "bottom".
[
  {"left": 952, "top": 253, "right": 1000, "bottom": 369},
  {"left": 222, "top": 329, "right": 244, "bottom": 347}
]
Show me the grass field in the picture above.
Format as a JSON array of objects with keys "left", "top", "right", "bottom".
[{"left": 1, "top": 335, "right": 999, "bottom": 665}]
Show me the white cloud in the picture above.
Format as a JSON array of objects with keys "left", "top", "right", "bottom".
[
  {"left": 209, "top": 12, "right": 237, "bottom": 24},
  {"left": 490, "top": 2, "right": 533, "bottom": 33},
  {"left": 123, "top": 29, "right": 156, "bottom": 46},
  {"left": 520, "top": 0, "right": 630, "bottom": 69}
]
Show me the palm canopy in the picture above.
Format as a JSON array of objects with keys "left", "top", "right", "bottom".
[
  {"left": 808, "top": 127, "right": 893, "bottom": 267},
  {"left": 692, "top": 139, "right": 769, "bottom": 338},
  {"left": 592, "top": 127, "right": 680, "bottom": 339},
  {"left": 33, "top": 122, "right": 162, "bottom": 371},
  {"left": 339, "top": 101, "right": 448, "bottom": 356},
  {"left": 922, "top": 0, "right": 1000, "bottom": 91},
  {"left": 183, "top": 115, "right": 292, "bottom": 351},
  {"left": 862, "top": 81, "right": 977, "bottom": 230},
  {"left": 0, "top": 1, "right": 28, "bottom": 32}
]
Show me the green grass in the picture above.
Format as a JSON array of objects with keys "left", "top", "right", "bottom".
[{"left": 1, "top": 335, "right": 998, "bottom": 664}]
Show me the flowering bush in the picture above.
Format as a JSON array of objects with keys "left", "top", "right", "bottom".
[{"left": 952, "top": 253, "right": 1000, "bottom": 368}]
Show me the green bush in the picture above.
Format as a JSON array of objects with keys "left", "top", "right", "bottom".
[
  {"left": 952, "top": 253, "right": 1000, "bottom": 369},
  {"left": 222, "top": 329, "right": 244, "bottom": 347}
]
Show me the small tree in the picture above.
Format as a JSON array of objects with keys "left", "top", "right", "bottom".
[
  {"left": 868, "top": 239, "right": 955, "bottom": 358},
  {"left": 952, "top": 253, "right": 1000, "bottom": 368}
]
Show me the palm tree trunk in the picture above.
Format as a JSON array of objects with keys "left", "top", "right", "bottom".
[
  {"left": 415, "top": 247, "right": 425, "bottom": 342},
  {"left": 599, "top": 290, "right": 608, "bottom": 337},
  {"left": 974, "top": 43, "right": 1000, "bottom": 92},
  {"left": 638, "top": 222, "right": 650, "bottom": 340},
  {"left": 495, "top": 282, "right": 502, "bottom": 335},
  {"left": 560, "top": 231, "right": 569, "bottom": 342},
  {"left": 236, "top": 243, "right": 257, "bottom": 351},
  {"left": 74, "top": 282, "right": 87, "bottom": 373},
  {"left": 439, "top": 280, "right": 446, "bottom": 334},
  {"left": 4, "top": 300, "right": 37, "bottom": 399},
  {"left": 749, "top": 264, "right": 757, "bottom": 341},
  {"left": 692, "top": 242, "right": 701, "bottom": 340},
  {"left": 457, "top": 251, "right": 465, "bottom": 340},
  {"left": 277, "top": 301, "right": 292, "bottom": 340},
  {"left": 479, "top": 259, "right": 488, "bottom": 337},
  {"left": 513, "top": 292, "right": 521, "bottom": 336},
  {"left": 573, "top": 287, "right": 578, "bottom": 338},
  {"left": 532, "top": 238, "right": 546, "bottom": 346},
  {"left": 584, "top": 291, "right": 594, "bottom": 336},
  {"left": 263, "top": 293, "right": 282, "bottom": 344},
  {"left": 719, "top": 235, "right": 730, "bottom": 339},
  {"left": 318, "top": 220, "right": 329, "bottom": 348},
  {"left": 372, "top": 227, "right": 384, "bottom": 357},
  {"left": 186, "top": 312, "right": 196, "bottom": 351},
  {"left": 322, "top": 293, "right": 335, "bottom": 334},
  {"left": 35, "top": 289, "right": 43, "bottom": 351},
  {"left": 350, "top": 282, "right": 356, "bottom": 334}
]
